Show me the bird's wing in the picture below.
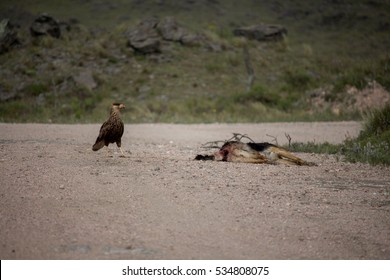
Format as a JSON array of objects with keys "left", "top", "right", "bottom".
[
  {"left": 119, "top": 120, "right": 124, "bottom": 137},
  {"left": 97, "top": 119, "right": 114, "bottom": 140}
]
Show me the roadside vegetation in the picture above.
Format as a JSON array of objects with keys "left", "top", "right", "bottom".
[
  {"left": 287, "top": 104, "right": 390, "bottom": 166},
  {"left": 343, "top": 104, "right": 390, "bottom": 165}
]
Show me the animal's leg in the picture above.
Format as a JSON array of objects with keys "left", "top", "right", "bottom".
[
  {"left": 273, "top": 158, "right": 299, "bottom": 165},
  {"left": 116, "top": 141, "right": 126, "bottom": 158},
  {"left": 269, "top": 147, "right": 306, "bottom": 165},
  {"left": 118, "top": 147, "right": 126, "bottom": 157},
  {"left": 236, "top": 157, "right": 270, "bottom": 164},
  {"left": 105, "top": 146, "right": 112, "bottom": 157}
]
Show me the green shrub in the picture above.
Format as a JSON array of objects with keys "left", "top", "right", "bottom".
[
  {"left": 286, "top": 105, "right": 390, "bottom": 165},
  {"left": 373, "top": 55, "right": 390, "bottom": 91},
  {"left": 342, "top": 104, "right": 390, "bottom": 165},
  {"left": 332, "top": 56, "right": 390, "bottom": 94},
  {"left": 22, "top": 83, "right": 49, "bottom": 97},
  {"left": 332, "top": 69, "right": 368, "bottom": 93},
  {"left": 283, "top": 68, "right": 316, "bottom": 92},
  {"left": 234, "top": 85, "right": 276, "bottom": 104}
]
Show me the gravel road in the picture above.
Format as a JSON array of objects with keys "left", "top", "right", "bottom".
[{"left": 1, "top": 122, "right": 389, "bottom": 259}]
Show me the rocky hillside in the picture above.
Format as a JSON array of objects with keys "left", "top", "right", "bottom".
[{"left": 0, "top": 0, "right": 389, "bottom": 123}]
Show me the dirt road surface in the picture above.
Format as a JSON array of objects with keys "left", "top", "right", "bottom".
[{"left": 1, "top": 122, "right": 389, "bottom": 259}]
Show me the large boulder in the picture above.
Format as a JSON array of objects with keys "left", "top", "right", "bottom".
[
  {"left": 156, "top": 17, "right": 205, "bottom": 46},
  {"left": 127, "top": 17, "right": 161, "bottom": 54},
  {"left": 180, "top": 33, "right": 205, "bottom": 47},
  {"left": 233, "top": 24, "right": 287, "bottom": 41},
  {"left": 0, "top": 19, "right": 21, "bottom": 54},
  {"left": 72, "top": 69, "right": 97, "bottom": 91},
  {"left": 30, "top": 14, "right": 61, "bottom": 38},
  {"left": 157, "top": 16, "right": 187, "bottom": 41},
  {"left": 127, "top": 16, "right": 208, "bottom": 54}
]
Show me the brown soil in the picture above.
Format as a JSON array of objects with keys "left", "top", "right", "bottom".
[
  {"left": 1, "top": 122, "right": 389, "bottom": 260},
  {"left": 308, "top": 81, "right": 390, "bottom": 115}
]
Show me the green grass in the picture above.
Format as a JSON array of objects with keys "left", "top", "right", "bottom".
[
  {"left": 0, "top": 0, "right": 389, "bottom": 123},
  {"left": 342, "top": 104, "right": 390, "bottom": 165},
  {"left": 287, "top": 104, "right": 390, "bottom": 166},
  {"left": 287, "top": 141, "right": 342, "bottom": 155}
]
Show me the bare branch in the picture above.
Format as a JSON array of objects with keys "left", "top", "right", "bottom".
[
  {"left": 230, "top": 133, "right": 255, "bottom": 143},
  {"left": 200, "top": 141, "right": 225, "bottom": 149},
  {"left": 285, "top": 133, "right": 292, "bottom": 147},
  {"left": 266, "top": 134, "right": 278, "bottom": 145},
  {"left": 201, "top": 133, "right": 255, "bottom": 149}
]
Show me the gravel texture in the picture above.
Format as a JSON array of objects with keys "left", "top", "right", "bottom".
[{"left": 1, "top": 122, "right": 389, "bottom": 259}]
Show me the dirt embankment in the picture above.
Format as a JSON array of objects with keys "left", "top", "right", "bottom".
[{"left": 1, "top": 122, "right": 389, "bottom": 259}]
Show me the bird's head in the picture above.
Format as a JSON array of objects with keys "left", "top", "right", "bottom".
[
  {"left": 110, "top": 102, "right": 126, "bottom": 115},
  {"left": 112, "top": 102, "right": 126, "bottom": 110}
]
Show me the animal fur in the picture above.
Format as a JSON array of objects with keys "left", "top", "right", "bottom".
[
  {"left": 92, "top": 102, "right": 126, "bottom": 157},
  {"left": 195, "top": 141, "right": 315, "bottom": 166}
]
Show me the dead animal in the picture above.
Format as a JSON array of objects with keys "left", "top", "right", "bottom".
[{"left": 195, "top": 141, "right": 315, "bottom": 166}]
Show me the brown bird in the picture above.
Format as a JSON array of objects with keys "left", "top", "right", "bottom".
[{"left": 92, "top": 102, "right": 126, "bottom": 157}]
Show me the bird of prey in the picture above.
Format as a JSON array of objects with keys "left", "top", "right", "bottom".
[{"left": 92, "top": 102, "right": 126, "bottom": 157}]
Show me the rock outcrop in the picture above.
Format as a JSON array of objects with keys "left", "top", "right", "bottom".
[
  {"left": 0, "top": 19, "right": 21, "bottom": 54},
  {"left": 127, "top": 16, "right": 206, "bottom": 54},
  {"left": 30, "top": 14, "right": 61, "bottom": 38},
  {"left": 233, "top": 24, "right": 287, "bottom": 41}
]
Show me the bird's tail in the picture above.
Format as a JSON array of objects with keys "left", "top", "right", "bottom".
[{"left": 92, "top": 139, "right": 105, "bottom": 151}]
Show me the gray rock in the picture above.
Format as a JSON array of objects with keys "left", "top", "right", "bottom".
[
  {"left": 180, "top": 33, "right": 205, "bottom": 47},
  {"left": 0, "top": 19, "right": 21, "bottom": 54},
  {"left": 127, "top": 16, "right": 208, "bottom": 54},
  {"left": 127, "top": 17, "right": 161, "bottom": 54},
  {"left": 157, "top": 16, "right": 186, "bottom": 41},
  {"left": 72, "top": 69, "right": 97, "bottom": 91},
  {"left": 233, "top": 24, "right": 287, "bottom": 41},
  {"left": 157, "top": 17, "right": 206, "bottom": 47},
  {"left": 0, "top": 90, "right": 18, "bottom": 102},
  {"left": 30, "top": 14, "right": 61, "bottom": 38}
]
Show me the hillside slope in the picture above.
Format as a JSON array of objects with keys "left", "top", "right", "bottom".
[{"left": 0, "top": 0, "right": 389, "bottom": 123}]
